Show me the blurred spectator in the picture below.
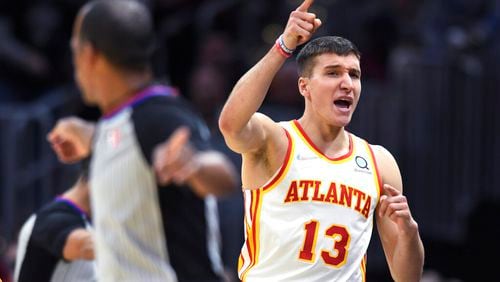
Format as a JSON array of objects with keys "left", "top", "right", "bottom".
[
  {"left": 0, "top": 252, "right": 12, "bottom": 282},
  {"left": 188, "top": 62, "right": 244, "bottom": 282},
  {"left": 151, "top": 0, "right": 212, "bottom": 94},
  {"left": 323, "top": 0, "right": 397, "bottom": 81},
  {"left": 358, "top": 2, "right": 399, "bottom": 81},
  {"left": 187, "top": 30, "right": 247, "bottom": 282},
  {"left": 189, "top": 64, "right": 229, "bottom": 129},
  {"left": 195, "top": 32, "right": 242, "bottom": 86},
  {"left": 0, "top": 235, "right": 14, "bottom": 282},
  {"left": 413, "top": 0, "right": 499, "bottom": 69},
  {"left": 260, "top": 60, "right": 303, "bottom": 121},
  {"left": 0, "top": 0, "right": 84, "bottom": 102},
  {"left": 460, "top": 199, "right": 500, "bottom": 281},
  {"left": 0, "top": 260, "right": 12, "bottom": 282}
]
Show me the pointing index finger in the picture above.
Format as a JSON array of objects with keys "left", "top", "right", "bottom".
[
  {"left": 296, "top": 0, "right": 314, "bottom": 12},
  {"left": 166, "top": 126, "right": 191, "bottom": 151},
  {"left": 383, "top": 184, "right": 401, "bottom": 196}
]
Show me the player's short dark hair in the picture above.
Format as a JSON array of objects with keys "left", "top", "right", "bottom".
[
  {"left": 79, "top": 0, "right": 155, "bottom": 71},
  {"left": 296, "top": 36, "right": 361, "bottom": 77}
]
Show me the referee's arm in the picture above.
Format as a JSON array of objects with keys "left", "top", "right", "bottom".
[
  {"left": 154, "top": 127, "right": 238, "bottom": 198},
  {"left": 184, "top": 150, "right": 238, "bottom": 197}
]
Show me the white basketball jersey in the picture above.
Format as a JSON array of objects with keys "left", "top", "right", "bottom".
[{"left": 238, "top": 120, "right": 381, "bottom": 282}]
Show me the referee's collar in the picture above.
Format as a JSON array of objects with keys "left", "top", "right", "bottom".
[{"left": 102, "top": 84, "right": 178, "bottom": 120}]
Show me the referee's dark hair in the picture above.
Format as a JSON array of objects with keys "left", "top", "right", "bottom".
[{"left": 79, "top": 0, "right": 155, "bottom": 72}]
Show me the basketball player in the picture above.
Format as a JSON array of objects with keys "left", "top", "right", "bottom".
[
  {"left": 14, "top": 165, "right": 95, "bottom": 282},
  {"left": 218, "top": 0, "right": 425, "bottom": 281},
  {"left": 47, "top": 0, "right": 237, "bottom": 281}
]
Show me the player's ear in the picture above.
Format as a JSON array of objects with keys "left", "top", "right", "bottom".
[{"left": 298, "top": 76, "right": 310, "bottom": 98}]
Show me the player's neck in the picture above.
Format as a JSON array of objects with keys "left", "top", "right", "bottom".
[{"left": 296, "top": 117, "right": 349, "bottom": 158}]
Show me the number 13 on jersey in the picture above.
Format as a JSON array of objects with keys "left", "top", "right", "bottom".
[{"left": 298, "top": 220, "right": 350, "bottom": 267}]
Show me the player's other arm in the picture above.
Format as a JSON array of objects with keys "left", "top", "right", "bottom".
[
  {"left": 218, "top": 0, "right": 321, "bottom": 155},
  {"left": 63, "top": 228, "right": 94, "bottom": 260},
  {"left": 374, "top": 145, "right": 424, "bottom": 282}
]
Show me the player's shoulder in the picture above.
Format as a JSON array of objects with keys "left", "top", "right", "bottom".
[
  {"left": 348, "top": 133, "right": 398, "bottom": 168},
  {"left": 370, "top": 144, "right": 391, "bottom": 157},
  {"left": 365, "top": 143, "right": 400, "bottom": 176},
  {"left": 348, "top": 133, "right": 389, "bottom": 155}
]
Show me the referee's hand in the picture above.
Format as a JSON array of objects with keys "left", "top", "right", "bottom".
[
  {"left": 153, "top": 126, "right": 200, "bottom": 186},
  {"left": 47, "top": 117, "right": 95, "bottom": 164}
]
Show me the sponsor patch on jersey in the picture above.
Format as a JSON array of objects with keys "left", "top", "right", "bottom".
[{"left": 354, "top": 156, "right": 371, "bottom": 174}]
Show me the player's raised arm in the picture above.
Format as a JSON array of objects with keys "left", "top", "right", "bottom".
[{"left": 218, "top": 0, "right": 321, "bottom": 155}]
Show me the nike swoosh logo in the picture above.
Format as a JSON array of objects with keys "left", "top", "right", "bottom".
[{"left": 296, "top": 154, "right": 318, "bottom": 161}]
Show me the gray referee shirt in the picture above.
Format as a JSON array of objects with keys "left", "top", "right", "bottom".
[{"left": 90, "top": 85, "right": 223, "bottom": 282}]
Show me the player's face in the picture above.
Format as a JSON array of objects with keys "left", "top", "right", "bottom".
[{"left": 300, "top": 53, "right": 361, "bottom": 127}]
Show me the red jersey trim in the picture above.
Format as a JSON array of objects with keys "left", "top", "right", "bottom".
[
  {"left": 261, "top": 128, "right": 294, "bottom": 192},
  {"left": 366, "top": 142, "right": 383, "bottom": 201},
  {"left": 241, "top": 190, "right": 263, "bottom": 281}
]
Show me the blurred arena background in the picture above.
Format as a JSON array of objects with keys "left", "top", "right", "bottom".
[{"left": 1, "top": 0, "right": 499, "bottom": 281}]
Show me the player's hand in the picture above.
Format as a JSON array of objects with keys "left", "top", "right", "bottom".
[
  {"left": 378, "top": 184, "right": 419, "bottom": 236},
  {"left": 282, "top": 0, "right": 322, "bottom": 50},
  {"left": 47, "top": 117, "right": 95, "bottom": 164},
  {"left": 153, "top": 126, "right": 201, "bottom": 186}
]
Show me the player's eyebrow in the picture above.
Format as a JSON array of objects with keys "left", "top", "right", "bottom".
[{"left": 324, "top": 64, "right": 361, "bottom": 76}]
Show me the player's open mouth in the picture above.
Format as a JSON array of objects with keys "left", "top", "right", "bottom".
[{"left": 334, "top": 98, "right": 352, "bottom": 110}]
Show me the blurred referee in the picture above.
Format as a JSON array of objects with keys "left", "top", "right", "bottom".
[{"left": 47, "top": 0, "right": 237, "bottom": 281}]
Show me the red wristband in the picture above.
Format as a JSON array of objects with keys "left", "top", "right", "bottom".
[
  {"left": 275, "top": 35, "right": 294, "bottom": 58},
  {"left": 275, "top": 40, "right": 292, "bottom": 58}
]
